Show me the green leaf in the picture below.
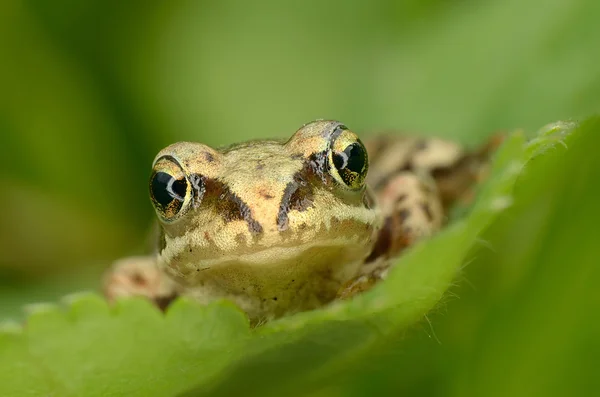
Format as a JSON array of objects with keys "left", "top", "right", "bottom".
[
  {"left": 0, "top": 120, "right": 575, "bottom": 397},
  {"left": 0, "top": 297, "right": 250, "bottom": 397}
]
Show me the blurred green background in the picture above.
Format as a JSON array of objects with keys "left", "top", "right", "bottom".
[{"left": 0, "top": 0, "right": 599, "bottom": 395}]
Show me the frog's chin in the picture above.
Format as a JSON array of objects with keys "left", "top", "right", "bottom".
[{"left": 177, "top": 239, "right": 372, "bottom": 322}]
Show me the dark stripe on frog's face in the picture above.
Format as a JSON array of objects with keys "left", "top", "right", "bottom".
[
  {"left": 276, "top": 148, "right": 332, "bottom": 232},
  {"left": 276, "top": 146, "right": 372, "bottom": 232},
  {"left": 198, "top": 175, "right": 264, "bottom": 235},
  {"left": 277, "top": 171, "right": 315, "bottom": 231}
]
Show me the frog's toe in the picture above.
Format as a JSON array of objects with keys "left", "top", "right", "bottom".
[
  {"left": 336, "top": 275, "right": 379, "bottom": 300},
  {"left": 103, "top": 256, "right": 179, "bottom": 310}
]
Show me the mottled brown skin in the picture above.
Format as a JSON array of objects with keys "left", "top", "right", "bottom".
[
  {"left": 104, "top": 120, "right": 499, "bottom": 324},
  {"left": 337, "top": 133, "right": 501, "bottom": 295}
]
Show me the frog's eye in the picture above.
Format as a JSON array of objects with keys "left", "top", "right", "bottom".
[
  {"left": 149, "top": 157, "right": 191, "bottom": 221},
  {"left": 328, "top": 129, "right": 369, "bottom": 190}
]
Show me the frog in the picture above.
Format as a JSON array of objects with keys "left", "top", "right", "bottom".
[{"left": 103, "top": 120, "right": 500, "bottom": 324}]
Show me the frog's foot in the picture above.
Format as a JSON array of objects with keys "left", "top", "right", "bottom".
[
  {"left": 337, "top": 260, "right": 388, "bottom": 299},
  {"left": 103, "top": 256, "right": 180, "bottom": 310},
  {"left": 337, "top": 275, "right": 378, "bottom": 300}
]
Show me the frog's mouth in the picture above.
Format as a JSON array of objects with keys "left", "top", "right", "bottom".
[
  {"left": 159, "top": 235, "right": 373, "bottom": 284},
  {"left": 205, "top": 237, "right": 366, "bottom": 267}
]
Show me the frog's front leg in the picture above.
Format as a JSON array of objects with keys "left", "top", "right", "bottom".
[
  {"left": 338, "top": 171, "right": 444, "bottom": 299},
  {"left": 103, "top": 256, "right": 181, "bottom": 310}
]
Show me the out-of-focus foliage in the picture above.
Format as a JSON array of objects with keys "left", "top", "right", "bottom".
[{"left": 0, "top": 0, "right": 599, "bottom": 396}]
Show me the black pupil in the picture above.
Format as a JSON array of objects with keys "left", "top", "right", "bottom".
[
  {"left": 333, "top": 142, "right": 367, "bottom": 173},
  {"left": 345, "top": 142, "right": 366, "bottom": 173},
  {"left": 151, "top": 172, "right": 187, "bottom": 207}
]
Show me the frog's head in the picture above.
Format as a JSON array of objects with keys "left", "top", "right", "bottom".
[{"left": 148, "top": 121, "right": 381, "bottom": 298}]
